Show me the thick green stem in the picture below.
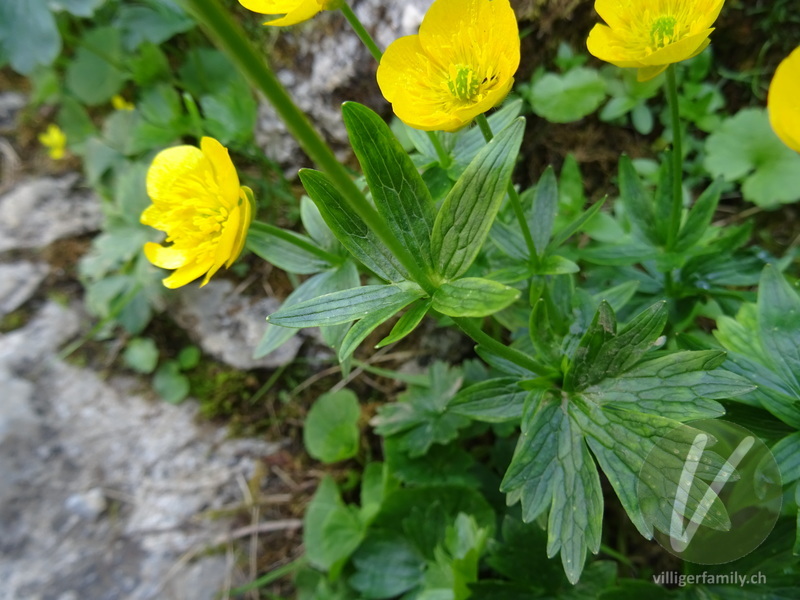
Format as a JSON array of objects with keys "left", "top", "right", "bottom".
[
  {"left": 665, "top": 65, "right": 684, "bottom": 251},
  {"left": 475, "top": 113, "right": 537, "bottom": 263},
  {"left": 249, "top": 221, "right": 343, "bottom": 265},
  {"left": 454, "top": 317, "right": 553, "bottom": 376},
  {"left": 182, "top": 0, "right": 435, "bottom": 294},
  {"left": 339, "top": 2, "right": 382, "bottom": 62}
]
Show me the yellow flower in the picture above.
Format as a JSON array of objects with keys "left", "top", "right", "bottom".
[
  {"left": 768, "top": 46, "right": 800, "bottom": 153},
  {"left": 38, "top": 124, "right": 67, "bottom": 160},
  {"left": 376, "top": 0, "right": 520, "bottom": 132},
  {"left": 141, "top": 137, "right": 254, "bottom": 289},
  {"left": 112, "top": 95, "right": 135, "bottom": 111},
  {"left": 586, "top": 0, "right": 726, "bottom": 82},
  {"left": 238, "top": 0, "right": 331, "bottom": 27}
]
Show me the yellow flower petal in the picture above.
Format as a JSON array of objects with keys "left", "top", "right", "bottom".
[
  {"left": 587, "top": 0, "right": 726, "bottom": 74},
  {"left": 38, "top": 124, "right": 67, "bottom": 161},
  {"left": 141, "top": 137, "right": 253, "bottom": 289},
  {"left": 238, "top": 0, "right": 324, "bottom": 27},
  {"left": 163, "top": 259, "right": 216, "bottom": 289},
  {"left": 377, "top": 0, "right": 520, "bottom": 132},
  {"left": 143, "top": 242, "right": 191, "bottom": 270},
  {"left": 146, "top": 145, "right": 207, "bottom": 205},
  {"left": 201, "top": 137, "right": 240, "bottom": 208},
  {"left": 768, "top": 46, "right": 800, "bottom": 153},
  {"left": 229, "top": 187, "right": 256, "bottom": 268}
]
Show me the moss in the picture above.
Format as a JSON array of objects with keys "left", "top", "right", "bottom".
[{"left": 0, "top": 308, "right": 30, "bottom": 333}]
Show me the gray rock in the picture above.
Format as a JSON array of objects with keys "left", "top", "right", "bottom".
[
  {"left": 0, "top": 92, "right": 26, "bottom": 133},
  {"left": 175, "top": 279, "right": 302, "bottom": 370},
  {"left": 0, "top": 175, "right": 102, "bottom": 253},
  {"left": 65, "top": 488, "right": 108, "bottom": 520},
  {"left": 254, "top": 0, "right": 431, "bottom": 172},
  {"left": 0, "top": 302, "right": 283, "bottom": 599},
  {"left": 0, "top": 260, "right": 48, "bottom": 316}
]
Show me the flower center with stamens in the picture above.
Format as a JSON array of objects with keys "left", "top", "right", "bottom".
[
  {"left": 448, "top": 65, "right": 481, "bottom": 102},
  {"left": 650, "top": 16, "right": 678, "bottom": 48}
]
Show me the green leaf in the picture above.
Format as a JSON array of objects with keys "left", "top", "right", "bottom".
[
  {"left": 123, "top": 337, "right": 159, "bottom": 374},
  {"left": 303, "top": 389, "right": 361, "bottom": 463},
  {"left": 200, "top": 81, "right": 257, "bottom": 146},
  {"left": 255, "top": 262, "right": 359, "bottom": 358},
  {"left": 676, "top": 178, "right": 724, "bottom": 251},
  {"left": 704, "top": 108, "right": 800, "bottom": 208},
  {"left": 246, "top": 226, "right": 332, "bottom": 274},
  {"left": 0, "top": 0, "right": 60, "bottom": 74},
  {"left": 57, "top": 97, "right": 96, "bottom": 148},
  {"left": 431, "top": 119, "right": 525, "bottom": 279},
  {"left": 451, "top": 98, "right": 524, "bottom": 166},
  {"left": 349, "top": 533, "right": 426, "bottom": 599},
  {"left": 529, "top": 68, "right": 607, "bottom": 123},
  {"left": 303, "top": 477, "right": 365, "bottom": 577},
  {"left": 447, "top": 378, "right": 528, "bottom": 423},
  {"left": 268, "top": 284, "right": 425, "bottom": 328},
  {"left": 586, "top": 350, "right": 752, "bottom": 421},
  {"left": 342, "top": 102, "right": 436, "bottom": 270},
  {"left": 529, "top": 166, "right": 558, "bottom": 256},
  {"left": 500, "top": 394, "right": 603, "bottom": 584},
  {"left": 537, "top": 255, "right": 580, "bottom": 275},
  {"left": 152, "top": 360, "right": 190, "bottom": 404},
  {"left": 301, "top": 196, "right": 338, "bottom": 252},
  {"left": 549, "top": 198, "right": 606, "bottom": 250},
  {"left": 83, "top": 138, "right": 124, "bottom": 185},
  {"left": 384, "top": 439, "right": 477, "bottom": 487},
  {"left": 129, "top": 42, "right": 170, "bottom": 86},
  {"left": 372, "top": 362, "right": 468, "bottom": 457},
  {"left": 299, "top": 169, "right": 408, "bottom": 281},
  {"left": 338, "top": 290, "right": 424, "bottom": 361},
  {"left": 574, "top": 399, "right": 731, "bottom": 541},
  {"left": 771, "top": 432, "right": 800, "bottom": 485},
  {"left": 758, "top": 266, "right": 800, "bottom": 392},
  {"left": 432, "top": 278, "right": 520, "bottom": 318},
  {"left": 50, "top": 0, "right": 105, "bottom": 17},
  {"left": 565, "top": 301, "right": 668, "bottom": 392},
  {"left": 65, "top": 27, "right": 127, "bottom": 106},
  {"left": 114, "top": 0, "right": 193, "bottom": 51},
  {"left": 376, "top": 299, "right": 431, "bottom": 348},
  {"left": 177, "top": 345, "right": 201, "bottom": 370},
  {"left": 618, "top": 155, "right": 657, "bottom": 245}
]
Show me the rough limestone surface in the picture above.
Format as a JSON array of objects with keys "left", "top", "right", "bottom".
[
  {"left": 0, "top": 175, "right": 103, "bottom": 252},
  {"left": 0, "top": 260, "right": 49, "bottom": 316},
  {"left": 0, "top": 301, "right": 282, "bottom": 600},
  {"left": 0, "top": 175, "right": 289, "bottom": 599},
  {"left": 254, "top": 0, "right": 431, "bottom": 171},
  {"left": 175, "top": 279, "right": 303, "bottom": 370}
]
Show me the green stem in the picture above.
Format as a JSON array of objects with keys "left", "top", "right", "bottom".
[
  {"left": 665, "top": 65, "right": 684, "bottom": 251},
  {"left": 182, "top": 0, "right": 436, "bottom": 295},
  {"left": 427, "top": 131, "right": 452, "bottom": 168},
  {"left": 454, "top": 317, "right": 552, "bottom": 376},
  {"left": 339, "top": 2, "right": 382, "bottom": 62},
  {"left": 229, "top": 557, "right": 307, "bottom": 596},
  {"left": 475, "top": 113, "right": 537, "bottom": 263},
  {"left": 249, "top": 221, "right": 343, "bottom": 265}
]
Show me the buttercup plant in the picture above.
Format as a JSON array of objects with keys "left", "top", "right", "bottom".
[
  {"left": 768, "top": 45, "right": 800, "bottom": 153},
  {"left": 38, "top": 123, "right": 67, "bottom": 160},
  {"left": 587, "top": 0, "right": 726, "bottom": 82},
  {"left": 6, "top": 0, "right": 793, "bottom": 593},
  {"left": 377, "top": 0, "right": 520, "bottom": 132},
  {"left": 142, "top": 137, "right": 254, "bottom": 288}
]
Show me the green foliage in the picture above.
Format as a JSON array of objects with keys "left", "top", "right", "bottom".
[
  {"left": 704, "top": 109, "right": 800, "bottom": 208},
  {"left": 528, "top": 68, "right": 608, "bottom": 123},
  {"left": 304, "top": 390, "right": 361, "bottom": 463}
]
